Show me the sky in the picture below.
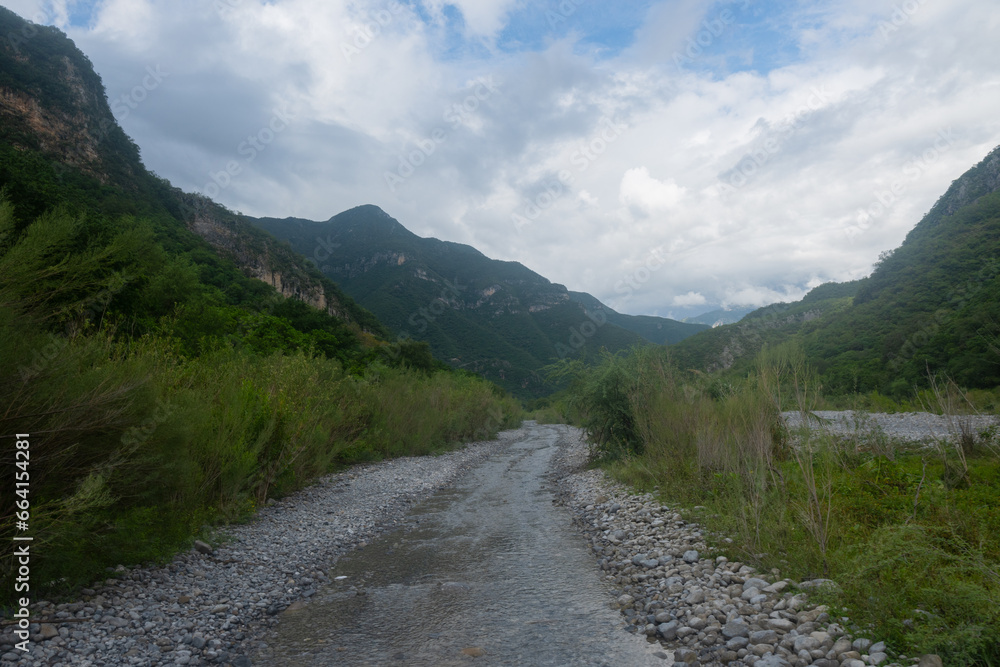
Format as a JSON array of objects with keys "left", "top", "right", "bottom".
[{"left": 5, "top": 0, "right": 1000, "bottom": 319}]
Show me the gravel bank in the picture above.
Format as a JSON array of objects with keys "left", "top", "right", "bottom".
[
  {"left": 0, "top": 427, "right": 530, "bottom": 666},
  {"left": 781, "top": 410, "right": 996, "bottom": 443},
  {"left": 552, "top": 424, "right": 927, "bottom": 667}
]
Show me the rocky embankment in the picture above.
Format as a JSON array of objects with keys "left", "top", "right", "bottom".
[
  {"left": 0, "top": 429, "right": 528, "bottom": 666},
  {"left": 552, "top": 424, "right": 943, "bottom": 667}
]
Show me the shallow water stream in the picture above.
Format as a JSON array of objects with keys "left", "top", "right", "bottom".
[{"left": 254, "top": 424, "right": 667, "bottom": 666}]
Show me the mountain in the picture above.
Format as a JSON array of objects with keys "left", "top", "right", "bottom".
[
  {"left": 250, "top": 207, "right": 673, "bottom": 396},
  {"left": 0, "top": 6, "right": 383, "bottom": 336},
  {"left": 567, "top": 291, "right": 708, "bottom": 344},
  {"left": 683, "top": 306, "right": 756, "bottom": 328},
  {"left": 672, "top": 144, "right": 1000, "bottom": 396}
]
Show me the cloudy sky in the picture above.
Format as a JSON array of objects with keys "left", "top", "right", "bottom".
[{"left": 6, "top": 0, "right": 1000, "bottom": 318}]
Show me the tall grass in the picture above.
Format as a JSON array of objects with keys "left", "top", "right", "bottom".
[
  {"left": 572, "top": 344, "right": 1000, "bottom": 664},
  {"left": 0, "top": 324, "right": 521, "bottom": 602}
]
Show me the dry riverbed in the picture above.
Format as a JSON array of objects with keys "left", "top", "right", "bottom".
[{"left": 2, "top": 415, "right": 957, "bottom": 666}]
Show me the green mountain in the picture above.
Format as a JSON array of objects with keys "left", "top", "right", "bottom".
[
  {"left": 567, "top": 291, "right": 708, "bottom": 345},
  {"left": 671, "top": 144, "right": 1000, "bottom": 396},
  {"left": 0, "top": 6, "right": 384, "bottom": 340},
  {"left": 250, "top": 208, "right": 679, "bottom": 396},
  {"left": 0, "top": 6, "right": 525, "bottom": 604}
]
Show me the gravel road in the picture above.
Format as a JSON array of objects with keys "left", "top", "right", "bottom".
[{"left": 2, "top": 414, "right": 960, "bottom": 666}]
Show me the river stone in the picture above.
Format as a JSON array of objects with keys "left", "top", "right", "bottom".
[
  {"left": 741, "top": 586, "right": 761, "bottom": 600},
  {"left": 793, "top": 635, "right": 819, "bottom": 652},
  {"left": 722, "top": 620, "right": 750, "bottom": 639},
  {"left": 743, "top": 577, "right": 770, "bottom": 591},
  {"left": 642, "top": 559, "right": 660, "bottom": 569},
  {"left": 682, "top": 550, "right": 699, "bottom": 563},
  {"left": 749, "top": 629, "right": 778, "bottom": 644},
  {"left": 763, "top": 581, "right": 788, "bottom": 594},
  {"left": 869, "top": 652, "right": 888, "bottom": 664},
  {"left": 674, "top": 648, "right": 698, "bottom": 664},
  {"left": 832, "top": 638, "right": 853, "bottom": 654},
  {"left": 852, "top": 638, "right": 872, "bottom": 652},
  {"left": 753, "top": 656, "right": 792, "bottom": 667},
  {"left": 654, "top": 611, "right": 673, "bottom": 624},
  {"left": 616, "top": 594, "right": 635, "bottom": 608},
  {"left": 193, "top": 540, "right": 213, "bottom": 555},
  {"left": 726, "top": 637, "right": 750, "bottom": 650},
  {"left": 686, "top": 589, "right": 705, "bottom": 605},
  {"left": 767, "top": 618, "right": 796, "bottom": 632},
  {"left": 917, "top": 656, "right": 943, "bottom": 667},
  {"left": 658, "top": 621, "right": 679, "bottom": 640}
]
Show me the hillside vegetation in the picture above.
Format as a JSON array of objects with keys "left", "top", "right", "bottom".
[
  {"left": 252, "top": 208, "right": 706, "bottom": 397},
  {"left": 0, "top": 7, "right": 521, "bottom": 606},
  {"left": 562, "top": 345, "right": 1000, "bottom": 664},
  {"left": 672, "top": 145, "right": 1000, "bottom": 398}
]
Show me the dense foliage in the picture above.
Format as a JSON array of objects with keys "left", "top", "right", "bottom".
[{"left": 565, "top": 345, "right": 1000, "bottom": 664}]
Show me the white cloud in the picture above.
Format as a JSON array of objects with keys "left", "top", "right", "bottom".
[
  {"left": 619, "top": 167, "right": 686, "bottom": 216},
  {"left": 673, "top": 291, "right": 707, "bottom": 307},
  {"left": 15, "top": 0, "right": 995, "bottom": 320}
]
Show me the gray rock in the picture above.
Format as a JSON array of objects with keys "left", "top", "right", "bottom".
[
  {"left": 749, "top": 629, "right": 778, "bottom": 644},
  {"left": 743, "top": 577, "right": 770, "bottom": 591},
  {"left": 852, "top": 638, "right": 872, "bottom": 652},
  {"left": 753, "top": 656, "right": 792, "bottom": 667},
  {"left": 682, "top": 550, "right": 699, "bottom": 563},
  {"left": 673, "top": 648, "right": 697, "bottom": 664},
  {"left": 658, "top": 621, "right": 679, "bottom": 640},
  {"left": 685, "top": 589, "right": 706, "bottom": 605},
  {"left": 722, "top": 620, "right": 750, "bottom": 639},
  {"left": 869, "top": 652, "right": 888, "bottom": 664},
  {"left": 767, "top": 618, "right": 796, "bottom": 633},
  {"left": 654, "top": 611, "right": 673, "bottom": 624},
  {"left": 917, "top": 656, "right": 943, "bottom": 667},
  {"left": 726, "top": 636, "right": 750, "bottom": 650},
  {"left": 193, "top": 540, "right": 213, "bottom": 555}
]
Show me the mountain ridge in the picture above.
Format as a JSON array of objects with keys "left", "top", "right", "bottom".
[{"left": 251, "top": 208, "right": 706, "bottom": 396}]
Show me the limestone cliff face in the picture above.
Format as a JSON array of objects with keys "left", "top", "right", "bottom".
[{"left": 183, "top": 194, "right": 351, "bottom": 321}]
